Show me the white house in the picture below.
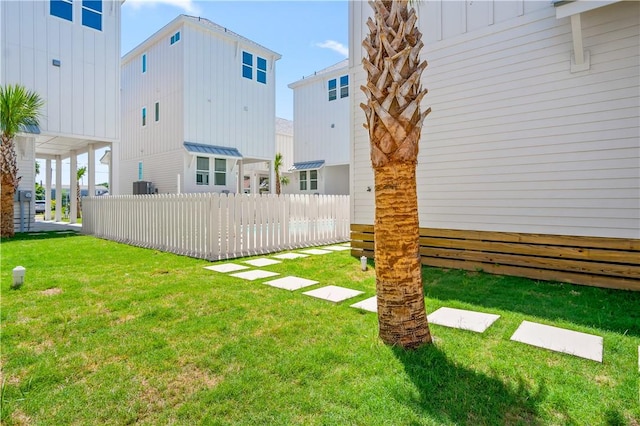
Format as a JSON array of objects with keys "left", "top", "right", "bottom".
[
  {"left": 1, "top": 0, "right": 122, "bottom": 229},
  {"left": 288, "top": 60, "right": 350, "bottom": 195},
  {"left": 120, "top": 15, "right": 281, "bottom": 195},
  {"left": 349, "top": 0, "right": 639, "bottom": 289}
]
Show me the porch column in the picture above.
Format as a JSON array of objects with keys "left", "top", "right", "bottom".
[
  {"left": 69, "top": 150, "right": 78, "bottom": 223},
  {"left": 88, "top": 144, "right": 96, "bottom": 198},
  {"left": 55, "top": 155, "right": 62, "bottom": 222},
  {"left": 110, "top": 142, "right": 119, "bottom": 195},
  {"left": 237, "top": 160, "right": 243, "bottom": 194},
  {"left": 45, "top": 158, "right": 52, "bottom": 220},
  {"left": 269, "top": 160, "right": 276, "bottom": 194}
]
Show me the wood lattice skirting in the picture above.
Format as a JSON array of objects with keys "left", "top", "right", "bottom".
[{"left": 350, "top": 224, "right": 640, "bottom": 292}]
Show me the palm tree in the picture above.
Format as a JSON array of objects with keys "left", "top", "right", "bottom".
[
  {"left": 76, "top": 166, "right": 87, "bottom": 218},
  {"left": 360, "top": 0, "right": 432, "bottom": 349},
  {"left": 274, "top": 152, "right": 286, "bottom": 195},
  {"left": 0, "top": 84, "right": 44, "bottom": 237}
]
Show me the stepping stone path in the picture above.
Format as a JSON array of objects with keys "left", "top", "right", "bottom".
[
  {"left": 203, "top": 247, "right": 615, "bottom": 366},
  {"left": 427, "top": 307, "right": 500, "bottom": 333},
  {"left": 204, "top": 263, "right": 249, "bottom": 273},
  {"left": 264, "top": 276, "right": 318, "bottom": 291},
  {"left": 350, "top": 296, "right": 377, "bottom": 313},
  {"left": 510, "top": 320, "right": 603, "bottom": 363},
  {"left": 272, "top": 253, "right": 309, "bottom": 260},
  {"left": 230, "top": 270, "right": 279, "bottom": 281},
  {"left": 322, "top": 245, "right": 352, "bottom": 252},
  {"left": 303, "top": 285, "right": 363, "bottom": 303},
  {"left": 299, "top": 249, "right": 332, "bottom": 255},
  {"left": 244, "top": 258, "right": 282, "bottom": 267}
]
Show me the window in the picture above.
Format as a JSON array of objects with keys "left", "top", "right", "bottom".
[
  {"left": 310, "top": 169, "right": 318, "bottom": 190},
  {"left": 154, "top": 102, "right": 159, "bottom": 122},
  {"left": 82, "top": 0, "right": 101, "bottom": 31},
  {"left": 340, "top": 75, "right": 349, "bottom": 98},
  {"left": 51, "top": 0, "right": 72, "bottom": 22},
  {"left": 142, "top": 107, "right": 146, "bottom": 126},
  {"left": 170, "top": 31, "right": 180, "bottom": 45},
  {"left": 328, "top": 79, "right": 337, "bottom": 101},
  {"left": 196, "top": 157, "right": 209, "bottom": 185},
  {"left": 256, "top": 57, "right": 267, "bottom": 84},
  {"left": 299, "top": 171, "right": 307, "bottom": 191},
  {"left": 142, "top": 54, "right": 147, "bottom": 73},
  {"left": 138, "top": 162, "right": 143, "bottom": 180},
  {"left": 242, "top": 51, "right": 253, "bottom": 80},
  {"left": 214, "top": 159, "right": 226, "bottom": 186}
]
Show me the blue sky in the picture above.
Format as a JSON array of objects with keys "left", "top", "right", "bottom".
[
  {"left": 46, "top": 0, "right": 348, "bottom": 186},
  {"left": 122, "top": 0, "right": 349, "bottom": 120}
]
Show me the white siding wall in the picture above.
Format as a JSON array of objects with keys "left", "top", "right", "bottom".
[
  {"left": 350, "top": 0, "right": 640, "bottom": 239},
  {"left": 291, "top": 68, "right": 350, "bottom": 166},
  {"left": 1, "top": 0, "right": 120, "bottom": 141},
  {"left": 120, "top": 23, "right": 185, "bottom": 194},
  {"left": 325, "top": 165, "right": 349, "bottom": 195},
  {"left": 182, "top": 23, "right": 277, "bottom": 161}
]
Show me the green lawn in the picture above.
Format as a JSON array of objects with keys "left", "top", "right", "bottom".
[{"left": 1, "top": 233, "right": 639, "bottom": 425}]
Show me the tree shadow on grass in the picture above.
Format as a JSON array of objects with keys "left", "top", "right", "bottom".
[
  {"left": 393, "top": 344, "right": 546, "bottom": 426},
  {"left": 2, "top": 230, "right": 80, "bottom": 242},
  {"left": 422, "top": 267, "right": 640, "bottom": 337}
]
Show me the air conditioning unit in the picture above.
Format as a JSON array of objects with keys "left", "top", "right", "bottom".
[{"left": 133, "top": 181, "right": 154, "bottom": 195}]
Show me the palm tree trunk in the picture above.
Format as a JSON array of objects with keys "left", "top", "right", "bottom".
[
  {"left": 275, "top": 170, "right": 282, "bottom": 195},
  {"left": 0, "top": 135, "right": 20, "bottom": 237},
  {"left": 374, "top": 162, "right": 430, "bottom": 348},
  {"left": 361, "top": 0, "right": 432, "bottom": 349}
]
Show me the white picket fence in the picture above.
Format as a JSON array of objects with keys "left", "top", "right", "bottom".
[{"left": 82, "top": 193, "right": 350, "bottom": 260}]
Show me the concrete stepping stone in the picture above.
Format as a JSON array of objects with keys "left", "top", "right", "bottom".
[
  {"left": 427, "top": 307, "right": 500, "bottom": 333},
  {"left": 264, "top": 276, "right": 319, "bottom": 291},
  {"left": 230, "top": 270, "right": 279, "bottom": 281},
  {"left": 300, "top": 249, "right": 332, "bottom": 255},
  {"left": 303, "top": 285, "right": 364, "bottom": 303},
  {"left": 204, "top": 263, "right": 249, "bottom": 273},
  {"left": 272, "top": 253, "right": 309, "bottom": 260},
  {"left": 322, "top": 245, "right": 352, "bottom": 251},
  {"left": 244, "top": 258, "right": 281, "bottom": 267},
  {"left": 510, "top": 320, "right": 603, "bottom": 362},
  {"left": 350, "top": 296, "right": 377, "bottom": 313}
]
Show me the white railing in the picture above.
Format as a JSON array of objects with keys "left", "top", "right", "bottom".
[{"left": 82, "top": 193, "right": 350, "bottom": 260}]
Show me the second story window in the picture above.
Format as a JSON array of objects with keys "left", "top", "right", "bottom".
[
  {"left": 340, "top": 75, "right": 349, "bottom": 98},
  {"left": 82, "top": 0, "right": 102, "bottom": 31},
  {"left": 242, "top": 52, "right": 253, "bottom": 80},
  {"left": 142, "top": 107, "right": 147, "bottom": 127},
  {"left": 142, "top": 54, "right": 147, "bottom": 73},
  {"left": 51, "top": 0, "right": 72, "bottom": 22},
  {"left": 170, "top": 31, "right": 181, "bottom": 45},
  {"left": 257, "top": 57, "right": 267, "bottom": 84},
  {"left": 155, "top": 102, "right": 159, "bottom": 122},
  {"left": 328, "top": 79, "right": 337, "bottom": 101}
]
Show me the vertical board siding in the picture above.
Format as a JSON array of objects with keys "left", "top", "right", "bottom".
[
  {"left": 349, "top": 0, "right": 640, "bottom": 239},
  {"left": 83, "top": 194, "right": 350, "bottom": 260}
]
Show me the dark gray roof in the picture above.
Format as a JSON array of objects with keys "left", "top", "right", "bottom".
[
  {"left": 289, "top": 160, "right": 325, "bottom": 171},
  {"left": 183, "top": 141, "right": 242, "bottom": 158}
]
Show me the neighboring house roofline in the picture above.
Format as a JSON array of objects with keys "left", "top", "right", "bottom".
[
  {"left": 288, "top": 59, "right": 349, "bottom": 89},
  {"left": 122, "top": 14, "right": 281, "bottom": 65}
]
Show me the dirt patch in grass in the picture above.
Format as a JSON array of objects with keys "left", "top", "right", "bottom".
[
  {"left": 10, "top": 409, "right": 32, "bottom": 426},
  {"left": 41, "top": 287, "right": 62, "bottom": 296}
]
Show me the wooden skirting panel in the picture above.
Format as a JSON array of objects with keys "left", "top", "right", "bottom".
[{"left": 350, "top": 224, "right": 640, "bottom": 292}]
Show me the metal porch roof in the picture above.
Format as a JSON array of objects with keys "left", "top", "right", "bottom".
[
  {"left": 289, "top": 160, "right": 325, "bottom": 171},
  {"left": 183, "top": 142, "right": 243, "bottom": 158}
]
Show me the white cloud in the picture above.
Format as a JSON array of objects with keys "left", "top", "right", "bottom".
[
  {"left": 125, "top": 0, "right": 201, "bottom": 15},
  {"left": 316, "top": 40, "right": 348, "bottom": 58}
]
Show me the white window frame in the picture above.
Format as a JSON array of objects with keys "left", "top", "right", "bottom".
[{"left": 196, "top": 157, "right": 210, "bottom": 186}]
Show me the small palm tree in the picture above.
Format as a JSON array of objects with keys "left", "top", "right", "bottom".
[
  {"left": 76, "top": 166, "right": 87, "bottom": 218},
  {"left": 0, "top": 84, "right": 44, "bottom": 237},
  {"left": 274, "top": 152, "right": 287, "bottom": 195},
  {"left": 361, "top": 0, "right": 432, "bottom": 349}
]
